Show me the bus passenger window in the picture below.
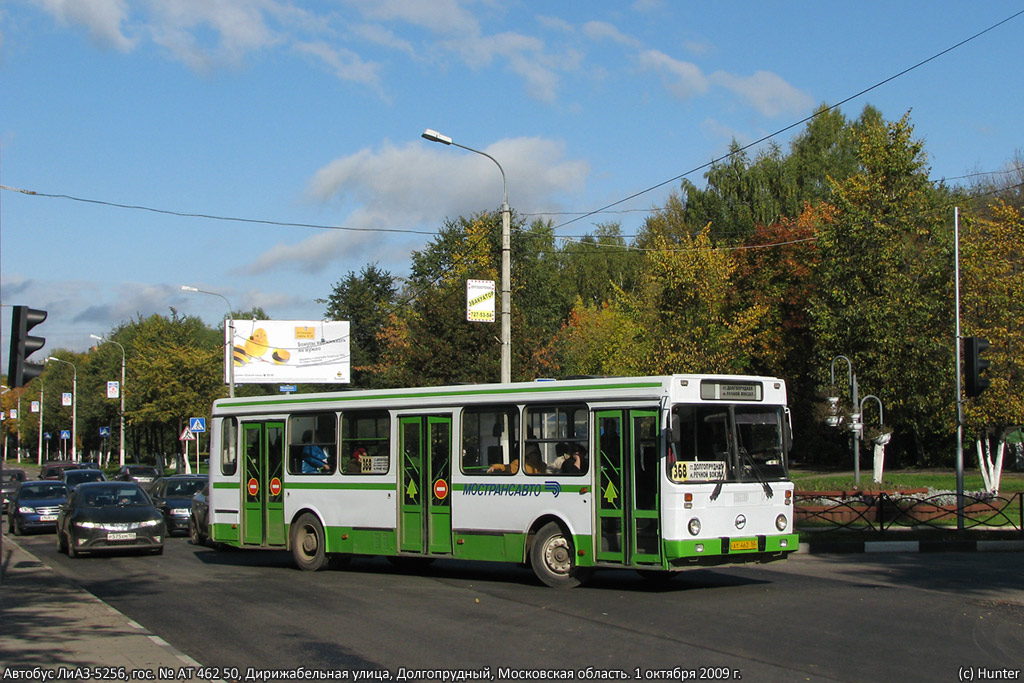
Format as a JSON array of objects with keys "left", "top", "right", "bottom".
[
  {"left": 461, "top": 406, "right": 518, "bottom": 475},
  {"left": 523, "top": 404, "right": 588, "bottom": 476},
  {"left": 341, "top": 410, "right": 390, "bottom": 475},
  {"left": 288, "top": 413, "right": 337, "bottom": 475},
  {"left": 220, "top": 417, "right": 238, "bottom": 476}
]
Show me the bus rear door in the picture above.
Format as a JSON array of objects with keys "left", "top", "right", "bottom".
[
  {"left": 399, "top": 415, "right": 453, "bottom": 555},
  {"left": 595, "top": 409, "right": 662, "bottom": 566},
  {"left": 241, "top": 421, "right": 286, "bottom": 547}
]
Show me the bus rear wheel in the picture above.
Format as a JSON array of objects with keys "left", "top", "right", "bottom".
[
  {"left": 530, "top": 522, "right": 591, "bottom": 589},
  {"left": 291, "top": 513, "right": 329, "bottom": 571}
]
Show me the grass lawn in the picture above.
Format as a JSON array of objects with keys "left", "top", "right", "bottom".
[{"left": 791, "top": 468, "right": 1024, "bottom": 493}]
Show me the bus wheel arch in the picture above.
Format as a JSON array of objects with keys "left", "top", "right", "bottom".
[
  {"left": 528, "top": 519, "right": 592, "bottom": 589},
  {"left": 290, "top": 511, "right": 330, "bottom": 571}
]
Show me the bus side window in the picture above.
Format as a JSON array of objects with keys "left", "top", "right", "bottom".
[{"left": 461, "top": 406, "right": 518, "bottom": 475}]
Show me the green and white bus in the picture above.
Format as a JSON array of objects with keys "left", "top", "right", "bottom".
[{"left": 204, "top": 374, "right": 798, "bottom": 587}]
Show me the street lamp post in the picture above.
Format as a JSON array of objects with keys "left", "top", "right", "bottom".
[
  {"left": 90, "top": 335, "right": 127, "bottom": 467},
  {"left": 46, "top": 356, "right": 77, "bottom": 461},
  {"left": 830, "top": 355, "right": 861, "bottom": 487},
  {"left": 422, "top": 128, "right": 512, "bottom": 384},
  {"left": 181, "top": 285, "right": 235, "bottom": 398}
]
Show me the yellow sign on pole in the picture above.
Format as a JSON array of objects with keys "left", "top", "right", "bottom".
[{"left": 466, "top": 280, "right": 496, "bottom": 322}]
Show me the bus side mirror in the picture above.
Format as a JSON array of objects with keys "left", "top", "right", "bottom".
[{"left": 783, "top": 408, "right": 793, "bottom": 453}]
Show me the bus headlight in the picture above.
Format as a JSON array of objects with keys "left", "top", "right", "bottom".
[
  {"left": 776, "top": 514, "right": 788, "bottom": 531},
  {"left": 688, "top": 518, "right": 701, "bottom": 536}
]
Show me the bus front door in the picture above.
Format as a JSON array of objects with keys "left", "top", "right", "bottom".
[
  {"left": 241, "top": 421, "right": 286, "bottom": 547},
  {"left": 595, "top": 410, "right": 662, "bottom": 566},
  {"left": 399, "top": 415, "right": 453, "bottom": 555}
]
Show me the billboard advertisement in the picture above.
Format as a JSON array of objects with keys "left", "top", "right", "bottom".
[{"left": 226, "top": 320, "right": 350, "bottom": 384}]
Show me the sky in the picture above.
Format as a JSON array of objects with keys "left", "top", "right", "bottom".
[{"left": 1, "top": 0, "right": 1022, "bottom": 369}]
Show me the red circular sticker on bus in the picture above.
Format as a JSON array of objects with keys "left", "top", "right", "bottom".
[
  {"left": 247, "top": 478, "right": 259, "bottom": 496},
  {"left": 433, "top": 479, "right": 449, "bottom": 500},
  {"left": 269, "top": 477, "right": 282, "bottom": 496}
]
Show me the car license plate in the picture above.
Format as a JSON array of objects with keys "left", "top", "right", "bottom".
[
  {"left": 107, "top": 532, "right": 136, "bottom": 541},
  {"left": 730, "top": 539, "right": 757, "bottom": 551},
  {"left": 39, "top": 515, "right": 57, "bottom": 522}
]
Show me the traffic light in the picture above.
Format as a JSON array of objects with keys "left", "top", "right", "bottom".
[
  {"left": 7, "top": 305, "right": 47, "bottom": 388},
  {"left": 964, "top": 336, "right": 990, "bottom": 398}
]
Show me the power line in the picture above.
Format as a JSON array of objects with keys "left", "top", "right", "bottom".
[{"left": 548, "top": 8, "right": 1024, "bottom": 232}]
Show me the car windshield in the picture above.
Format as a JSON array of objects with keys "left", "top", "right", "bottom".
[
  {"left": 20, "top": 483, "right": 69, "bottom": 499},
  {"left": 65, "top": 470, "right": 104, "bottom": 485},
  {"left": 82, "top": 485, "right": 149, "bottom": 507},
  {"left": 166, "top": 480, "right": 206, "bottom": 496},
  {"left": 127, "top": 467, "right": 158, "bottom": 477}
]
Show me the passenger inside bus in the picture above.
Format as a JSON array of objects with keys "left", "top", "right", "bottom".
[
  {"left": 559, "top": 445, "right": 588, "bottom": 474},
  {"left": 300, "top": 431, "right": 330, "bottom": 473},
  {"left": 487, "top": 444, "right": 546, "bottom": 474}
]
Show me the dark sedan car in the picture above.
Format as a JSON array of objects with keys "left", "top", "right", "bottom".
[
  {"left": 113, "top": 465, "right": 159, "bottom": 485},
  {"left": 56, "top": 481, "right": 165, "bottom": 557},
  {"left": 189, "top": 482, "right": 210, "bottom": 546},
  {"left": 62, "top": 468, "right": 107, "bottom": 490},
  {"left": 8, "top": 481, "right": 69, "bottom": 535},
  {"left": 2, "top": 468, "right": 27, "bottom": 512},
  {"left": 149, "top": 474, "right": 207, "bottom": 536}
]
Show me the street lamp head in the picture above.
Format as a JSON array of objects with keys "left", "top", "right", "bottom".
[
  {"left": 181, "top": 285, "right": 199, "bottom": 292},
  {"left": 90, "top": 334, "right": 103, "bottom": 341},
  {"left": 422, "top": 129, "right": 453, "bottom": 145}
]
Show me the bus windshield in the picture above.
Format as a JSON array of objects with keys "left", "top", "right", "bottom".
[{"left": 670, "top": 404, "right": 788, "bottom": 483}]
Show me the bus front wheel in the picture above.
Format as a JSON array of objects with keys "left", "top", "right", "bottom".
[
  {"left": 530, "top": 522, "right": 591, "bottom": 589},
  {"left": 291, "top": 513, "right": 329, "bottom": 571}
]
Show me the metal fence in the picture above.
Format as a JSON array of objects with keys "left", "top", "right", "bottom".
[{"left": 795, "top": 491, "right": 1024, "bottom": 536}]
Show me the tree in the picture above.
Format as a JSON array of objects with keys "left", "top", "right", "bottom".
[
  {"left": 809, "top": 112, "right": 954, "bottom": 466},
  {"left": 960, "top": 201, "right": 1024, "bottom": 491},
  {"left": 320, "top": 263, "right": 398, "bottom": 388}
]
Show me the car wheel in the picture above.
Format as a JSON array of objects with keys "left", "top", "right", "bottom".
[
  {"left": 530, "top": 522, "right": 592, "bottom": 589},
  {"left": 12, "top": 516, "right": 22, "bottom": 536},
  {"left": 189, "top": 516, "right": 207, "bottom": 546},
  {"left": 290, "top": 512, "right": 329, "bottom": 571},
  {"left": 57, "top": 528, "right": 68, "bottom": 554},
  {"left": 67, "top": 533, "right": 80, "bottom": 558}
]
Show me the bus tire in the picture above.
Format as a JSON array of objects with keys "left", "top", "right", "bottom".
[
  {"left": 530, "top": 522, "right": 591, "bottom": 589},
  {"left": 291, "top": 513, "right": 329, "bottom": 571}
]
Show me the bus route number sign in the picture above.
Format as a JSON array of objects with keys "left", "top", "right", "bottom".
[{"left": 671, "top": 461, "right": 727, "bottom": 483}]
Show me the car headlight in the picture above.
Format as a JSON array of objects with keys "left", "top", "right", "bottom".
[
  {"left": 136, "top": 519, "right": 162, "bottom": 528},
  {"left": 18, "top": 506, "right": 36, "bottom": 514},
  {"left": 76, "top": 521, "right": 101, "bottom": 529}
]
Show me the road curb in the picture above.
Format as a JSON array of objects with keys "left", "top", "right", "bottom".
[{"left": 797, "top": 539, "right": 1024, "bottom": 554}]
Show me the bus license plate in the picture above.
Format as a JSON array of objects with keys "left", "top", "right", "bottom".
[
  {"left": 730, "top": 539, "right": 757, "bottom": 551},
  {"left": 107, "top": 532, "right": 136, "bottom": 541}
]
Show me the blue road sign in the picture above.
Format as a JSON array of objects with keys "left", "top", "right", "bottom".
[
  {"left": 189, "top": 417, "right": 207, "bottom": 433},
  {"left": 60, "top": 430, "right": 71, "bottom": 440},
  {"left": 100, "top": 426, "right": 111, "bottom": 438}
]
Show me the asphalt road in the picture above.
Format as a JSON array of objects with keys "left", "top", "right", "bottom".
[{"left": 11, "top": 530, "right": 1024, "bottom": 683}]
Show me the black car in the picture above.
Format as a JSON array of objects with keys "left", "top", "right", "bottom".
[
  {"left": 8, "top": 481, "right": 69, "bottom": 535},
  {"left": 189, "top": 482, "right": 211, "bottom": 546},
  {"left": 62, "top": 468, "right": 107, "bottom": 490},
  {"left": 113, "top": 465, "right": 159, "bottom": 485},
  {"left": 149, "top": 474, "right": 207, "bottom": 535},
  {"left": 2, "top": 468, "right": 27, "bottom": 512},
  {"left": 56, "top": 481, "right": 165, "bottom": 557}
]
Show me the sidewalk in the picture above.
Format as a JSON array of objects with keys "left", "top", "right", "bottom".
[{"left": 0, "top": 537, "right": 212, "bottom": 682}]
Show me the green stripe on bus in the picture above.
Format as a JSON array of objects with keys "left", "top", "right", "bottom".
[{"left": 216, "top": 380, "right": 663, "bottom": 409}]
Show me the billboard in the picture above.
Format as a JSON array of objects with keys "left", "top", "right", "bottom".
[
  {"left": 466, "top": 279, "right": 496, "bottom": 322},
  {"left": 227, "top": 320, "right": 350, "bottom": 384}
]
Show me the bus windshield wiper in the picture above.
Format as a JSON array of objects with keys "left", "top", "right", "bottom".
[{"left": 741, "top": 449, "right": 773, "bottom": 499}]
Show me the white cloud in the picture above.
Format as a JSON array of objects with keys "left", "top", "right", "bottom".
[
  {"left": 637, "top": 49, "right": 709, "bottom": 99},
  {"left": 582, "top": 21, "right": 641, "bottom": 48},
  {"left": 243, "top": 137, "right": 589, "bottom": 274},
  {"left": 35, "top": 0, "right": 135, "bottom": 52},
  {"left": 294, "top": 41, "right": 384, "bottom": 92},
  {"left": 711, "top": 69, "right": 814, "bottom": 117}
]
